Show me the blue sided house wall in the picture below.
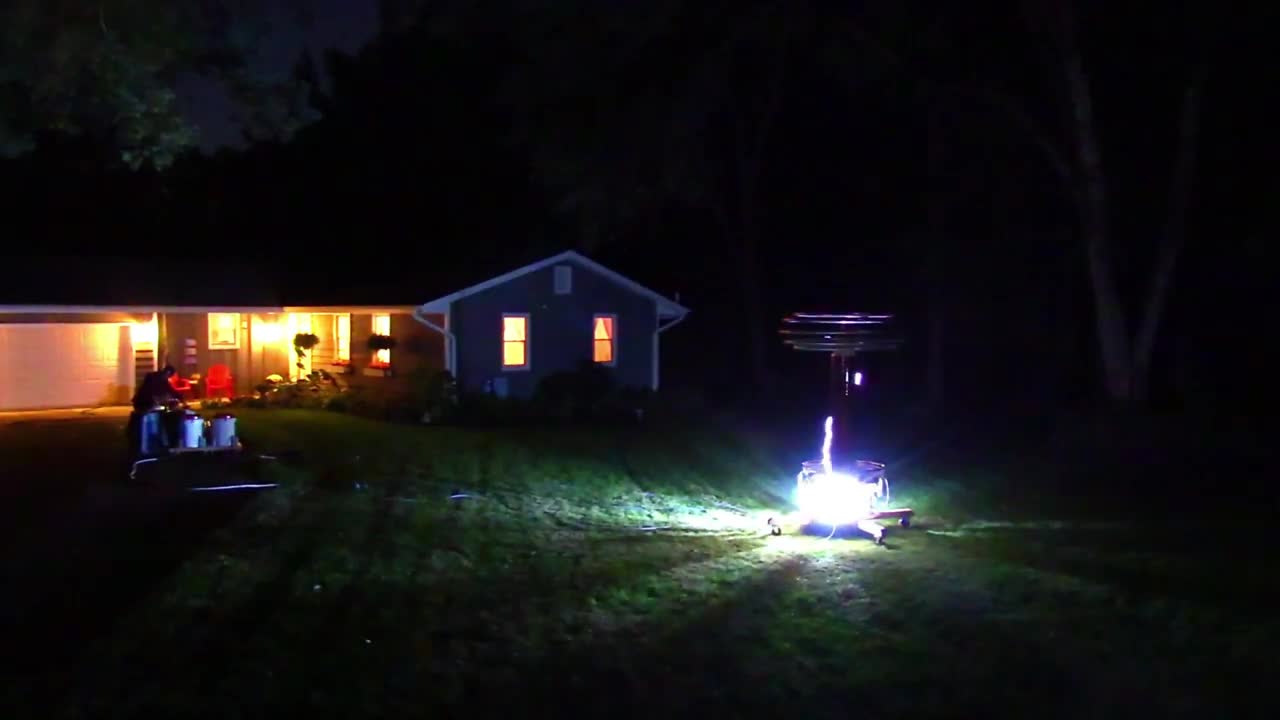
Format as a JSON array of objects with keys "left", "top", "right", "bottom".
[{"left": 450, "top": 259, "right": 657, "bottom": 397}]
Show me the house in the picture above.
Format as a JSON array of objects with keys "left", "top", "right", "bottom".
[
  {"left": 0, "top": 303, "right": 444, "bottom": 412},
  {"left": 415, "top": 250, "right": 688, "bottom": 398},
  {"left": 0, "top": 251, "right": 687, "bottom": 411},
  {"left": 0, "top": 257, "right": 444, "bottom": 411}
]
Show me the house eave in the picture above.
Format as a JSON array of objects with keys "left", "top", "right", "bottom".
[
  {"left": 0, "top": 304, "right": 432, "bottom": 316},
  {"left": 283, "top": 305, "right": 422, "bottom": 315},
  {"left": 0, "top": 304, "right": 286, "bottom": 315},
  {"left": 416, "top": 250, "right": 690, "bottom": 317}
]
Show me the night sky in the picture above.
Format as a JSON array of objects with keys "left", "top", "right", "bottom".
[
  {"left": 177, "top": 0, "right": 380, "bottom": 151},
  {"left": 3, "top": 1, "right": 1273, "bottom": 412}
]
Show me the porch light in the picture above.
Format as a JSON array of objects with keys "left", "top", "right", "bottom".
[
  {"left": 255, "top": 320, "right": 283, "bottom": 343},
  {"left": 130, "top": 316, "right": 158, "bottom": 345}
]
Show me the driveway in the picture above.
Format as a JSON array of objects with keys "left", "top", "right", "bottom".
[
  {"left": 0, "top": 405, "right": 133, "bottom": 424},
  {"left": 0, "top": 412, "right": 258, "bottom": 674}
]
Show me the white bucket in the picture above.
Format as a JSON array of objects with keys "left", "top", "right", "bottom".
[
  {"left": 180, "top": 414, "right": 204, "bottom": 449},
  {"left": 211, "top": 414, "right": 237, "bottom": 448}
]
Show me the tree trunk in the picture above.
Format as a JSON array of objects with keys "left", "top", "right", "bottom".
[
  {"left": 927, "top": 294, "right": 945, "bottom": 413},
  {"left": 1062, "top": 44, "right": 1133, "bottom": 405},
  {"left": 1130, "top": 72, "right": 1204, "bottom": 404},
  {"left": 924, "top": 102, "right": 947, "bottom": 415},
  {"left": 735, "top": 211, "right": 770, "bottom": 391},
  {"left": 726, "top": 16, "right": 791, "bottom": 394},
  {"left": 729, "top": 118, "right": 766, "bottom": 392},
  {"left": 712, "top": 200, "right": 769, "bottom": 392}
]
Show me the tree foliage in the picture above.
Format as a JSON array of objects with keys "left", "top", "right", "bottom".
[
  {"left": 0, "top": 0, "right": 319, "bottom": 168},
  {"left": 501, "top": 1, "right": 812, "bottom": 390},
  {"left": 500, "top": 2, "right": 808, "bottom": 247}
]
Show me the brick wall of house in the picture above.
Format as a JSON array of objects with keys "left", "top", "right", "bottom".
[{"left": 341, "top": 312, "right": 446, "bottom": 394}]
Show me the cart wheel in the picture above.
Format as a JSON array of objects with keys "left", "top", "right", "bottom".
[{"left": 899, "top": 516, "right": 911, "bottom": 528}]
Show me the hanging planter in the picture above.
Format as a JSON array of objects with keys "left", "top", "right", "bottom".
[
  {"left": 366, "top": 334, "right": 397, "bottom": 376},
  {"left": 293, "top": 333, "right": 321, "bottom": 380}
]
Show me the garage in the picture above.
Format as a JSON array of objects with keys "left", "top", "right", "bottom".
[{"left": 0, "top": 323, "right": 135, "bottom": 411}]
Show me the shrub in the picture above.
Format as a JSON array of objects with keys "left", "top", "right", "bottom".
[
  {"left": 408, "top": 369, "right": 459, "bottom": 423},
  {"left": 229, "top": 395, "right": 267, "bottom": 409},
  {"left": 532, "top": 361, "right": 618, "bottom": 421},
  {"left": 642, "top": 385, "right": 712, "bottom": 422},
  {"left": 239, "top": 370, "right": 346, "bottom": 411},
  {"left": 453, "top": 391, "right": 534, "bottom": 425}
]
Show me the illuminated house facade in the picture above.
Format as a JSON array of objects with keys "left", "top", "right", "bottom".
[
  {"left": 416, "top": 250, "right": 688, "bottom": 398},
  {"left": 0, "top": 305, "right": 442, "bottom": 411},
  {"left": 0, "top": 258, "right": 439, "bottom": 411},
  {"left": 0, "top": 252, "right": 686, "bottom": 410}
]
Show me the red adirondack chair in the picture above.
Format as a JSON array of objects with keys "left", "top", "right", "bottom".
[
  {"left": 205, "top": 364, "right": 234, "bottom": 399},
  {"left": 168, "top": 374, "right": 193, "bottom": 399}
]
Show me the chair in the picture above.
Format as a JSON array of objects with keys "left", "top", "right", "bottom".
[
  {"left": 205, "top": 364, "right": 234, "bottom": 399},
  {"left": 168, "top": 374, "right": 193, "bottom": 399}
]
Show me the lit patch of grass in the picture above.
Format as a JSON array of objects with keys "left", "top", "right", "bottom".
[{"left": 3, "top": 410, "right": 1272, "bottom": 718}]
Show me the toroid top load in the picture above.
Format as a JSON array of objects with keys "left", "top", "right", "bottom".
[{"left": 779, "top": 312, "right": 901, "bottom": 356}]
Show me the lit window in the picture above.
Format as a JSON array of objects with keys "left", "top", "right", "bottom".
[
  {"left": 336, "top": 314, "right": 351, "bottom": 362},
  {"left": 502, "top": 314, "right": 529, "bottom": 369},
  {"left": 593, "top": 315, "right": 615, "bottom": 364},
  {"left": 372, "top": 313, "right": 391, "bottom": 365},
  {"left": 208, "top": 313, "right": 241, "bottom": 349}
]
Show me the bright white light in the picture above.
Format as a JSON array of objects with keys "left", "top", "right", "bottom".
[
  {"left": 821, "top": 416, "right": 834, "bottom": 475},
  {"left": 853, "top": 371, "right": 863, "bottom": 386},
  {"left": 796, "top": 415, "right": 882, "bottom": 526},
  {"left": 795, "top": 471, "right": 880, "bottom": 525},
  {"left": 256, "top": 321, "right": 282, "bottom": 343},
  {"left": 130, "top": 315, "right": 158, "bottom": 345}
]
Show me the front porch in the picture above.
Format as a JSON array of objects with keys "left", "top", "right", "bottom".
[{"left": 152, "top": 308, "right": 445, "bottom": 398}]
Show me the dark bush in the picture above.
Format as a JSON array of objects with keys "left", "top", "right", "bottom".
[
  {"left": 453, "top": 391, "right": 534, "bottom": 425},
  {"left": 532, "top": 361, "right": 618, "bottom": 421},
  {"left": 408, "top": 368, "right": 459, "bottom": 423},
  {"left": 343, "top": 392, "right": 381, "bottom": 419},
  {"left": 229, "top": 395, "right": 269, "bottom": 409},
  {"left": 641, "top": 385, "right": 712, "bottom": 422}
]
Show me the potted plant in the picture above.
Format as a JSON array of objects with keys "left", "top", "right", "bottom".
[{"left": 365, "top": 334, "right": 397, "bottom": 376}]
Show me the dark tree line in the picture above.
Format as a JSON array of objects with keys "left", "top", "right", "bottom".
[{"left": 2, "top": 0, "right": 1271, "bottom": 413}]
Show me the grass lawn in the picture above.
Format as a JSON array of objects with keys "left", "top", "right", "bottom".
[{"left": 1, "top": 409, "right": 1273, "bottom": 718}]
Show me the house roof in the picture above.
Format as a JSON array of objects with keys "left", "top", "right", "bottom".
[
  {"left": 0, "top": 256, "right": 417, "bottom": 313},
  {"left": 0, "top": 256, "right": 283, "bottom": 308},
  {"left": 276, "top": 245, "right": 569, "bottom": 308},
  {"left": 418, "top": 250, "right": 690, "bottom": 318},
  {"left": 0, "top": 251, "right": 691, "bottom": 318}
]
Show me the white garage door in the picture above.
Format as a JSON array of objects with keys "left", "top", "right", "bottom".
[{"left": 0, "top": 324, "right": 134, "bottom": 411}]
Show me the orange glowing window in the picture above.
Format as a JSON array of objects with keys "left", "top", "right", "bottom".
[
  {"left": 336, "top": 314, "right": 351, "bottom": 362},
  {"left": 208, "top": 313, "right": 241, "bottom": 349},
  {"left": 593, "top": 315, "right": 615, "bottom": 364},
  {"left": 502, "top": 315, "right": 528, "bottom": 368},
  {"left": 372, "top": 313, "right": 391, "bottom": 365}
]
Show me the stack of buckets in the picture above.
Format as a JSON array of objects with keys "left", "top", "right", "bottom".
[{"left": 177, "top": 411, "right": 238, "bottom": 449}]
